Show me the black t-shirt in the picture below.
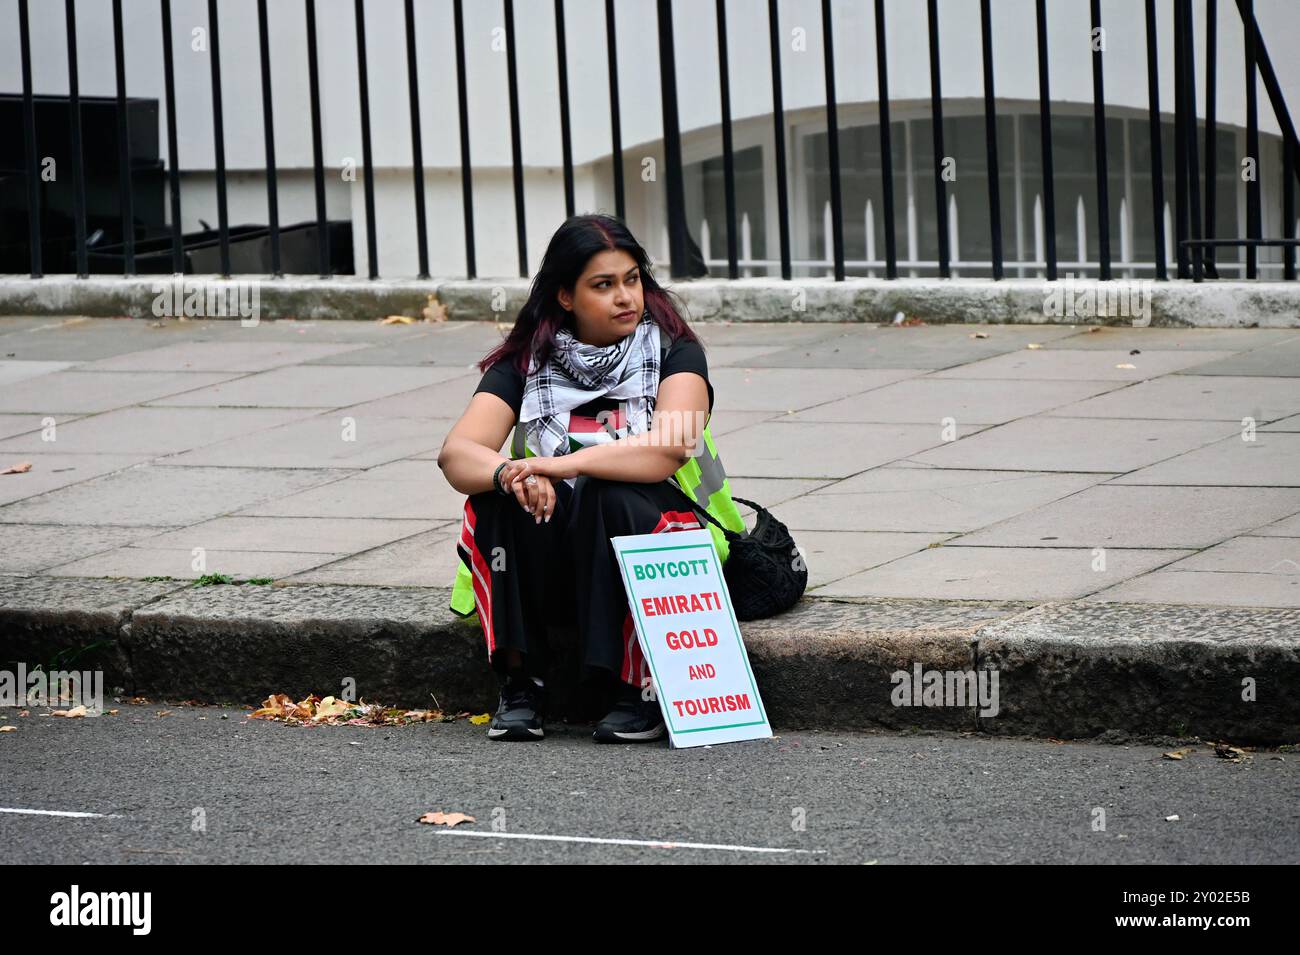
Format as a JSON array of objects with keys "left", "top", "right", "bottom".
[{"left": 474, "top": 335, "right": 714, "bottom": 427}]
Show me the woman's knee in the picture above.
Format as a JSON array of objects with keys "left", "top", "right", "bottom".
[{"left": 576, "top": 477, "right": 658, "bottom": 529}]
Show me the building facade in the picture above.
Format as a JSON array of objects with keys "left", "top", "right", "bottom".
[{"left": 4, "top": 0, "right": 1297, "bottom": 279}]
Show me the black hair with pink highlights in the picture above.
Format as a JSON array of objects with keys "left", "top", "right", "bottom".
[{"left": 476, "top": 213, "right": 702, "bottom": 376}]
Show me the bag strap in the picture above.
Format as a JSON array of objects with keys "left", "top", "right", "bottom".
[{"left": 665, "top": 478, "right": 743, "bottom": 541}]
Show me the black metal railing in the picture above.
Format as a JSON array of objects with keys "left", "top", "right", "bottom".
[{"left": 7, "top": 0, "right": 1300, "bottom": 282}]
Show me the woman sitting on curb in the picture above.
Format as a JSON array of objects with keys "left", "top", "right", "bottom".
[{"left": 437, "top": 213, "right": 747, "bottom": 743}]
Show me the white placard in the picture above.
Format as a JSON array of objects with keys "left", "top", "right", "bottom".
[{"left": 612, "top": 528, "right": 771, "bottom": 748}]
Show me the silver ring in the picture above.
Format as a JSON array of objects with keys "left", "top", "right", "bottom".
[{"left": 525, "top": 475, "right": 538, "bottom": 485}]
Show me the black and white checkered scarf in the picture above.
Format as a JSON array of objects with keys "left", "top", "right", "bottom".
[{"left": 520, "top": 311, "right": 661, "bottom": 480}]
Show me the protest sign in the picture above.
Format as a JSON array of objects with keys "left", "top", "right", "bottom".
[{"left": 612, "top": 528, "right": 771, "bottom": 748}]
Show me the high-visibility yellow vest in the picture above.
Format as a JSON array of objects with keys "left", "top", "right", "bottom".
[{"left": 448, "top": 392, "right": 746, "bottom": 624}]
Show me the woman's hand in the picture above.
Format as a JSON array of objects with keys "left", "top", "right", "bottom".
[
  {"left": 498, "top": 459, "right": 563, "bottom": 523},
  {"left": 509, "top": 455, "right": 581, "bottom": 523}
]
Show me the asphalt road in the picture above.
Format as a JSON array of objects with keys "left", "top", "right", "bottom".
[{"left": 2, "top": 703, "right": 1296, "bottom": 864}]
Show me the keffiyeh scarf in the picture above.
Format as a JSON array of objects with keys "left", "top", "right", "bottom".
[{"left": 520, "top": 311, "right": 662, "bottom": 488}]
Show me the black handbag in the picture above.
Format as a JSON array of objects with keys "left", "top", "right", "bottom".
[{"left": 665, "top": 482, "right": 808, "bottom": 621}]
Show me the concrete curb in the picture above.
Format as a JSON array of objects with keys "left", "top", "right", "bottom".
[
  {"left": 2, "top": 576, "right": 1296, "bottom": 742},
  {"left": 3, "top": 275, "right": 1299, "bottom": 327}
]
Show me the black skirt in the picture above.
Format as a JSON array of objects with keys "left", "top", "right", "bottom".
[{"left": 456, "top": 474, "right": 707, "bottom": 688}]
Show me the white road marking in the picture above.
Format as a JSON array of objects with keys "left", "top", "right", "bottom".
[
  {"left": 0, "top": 807, "right": 124, "bottom": 819},
  {"left": 437, "top": 829, "right": 823, "bottom": 854}
]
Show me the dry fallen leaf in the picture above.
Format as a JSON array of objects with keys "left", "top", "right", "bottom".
[
  {"left": 381, "top": 314, "right": 415, "bottom": 325},
  {"left": 249, "top": 691, "right": 449, "bottom": 727},
  {"left": 312, "top": 696, "right": 352, "bottom": 721},
  {"left": 0, "top": 725, "right": 16, "bottom": 733},
  {"left": 51, "top": 705, "right": 87, "bottom": 718},
  {"left": 1, "top": 461, "right": 33, "bottom": 475},
  {"left": 468, "top": 713, "right": 491, "bottom": 725},
  {"left": 1115, "top": 362, "right": 1137, "bottom": 369},
  {"left": 418, "top": 811, "right": 476, "bottom": 828},
  {"left": 422, "top": 295, "right": 450, "bottom": 322},
  {"left": 1162, "top": 748, "right": 1192, "bottom": 760},
  {"left": 250, "top": 692, "right": 304, "bottom": 720},
  {"left": 1026, "top": 343, "right": 1043, "bottom": 350},
  {"left": 969, "top": 332, "right": 989, "bottom": 339},
  {"left": 1214, "top": 742, "right": 1250, "bottom": 762}
]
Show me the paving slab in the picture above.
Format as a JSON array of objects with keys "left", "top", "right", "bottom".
[
  {"left": 286, "top": 527, "right": 464, "bottom": 587},
  {"left": 783, "top": 529, "right": 954, "bottom": 588},
  {"left": 0, "top": 413, "right": 81, "bottom": 440},
  {"left": 1082, "top": 569, "right": 1300, "bottom": 608},
  {"left": 45, "top": 546, "right": 350, "bottom": 581},
  {"left": 692, "top": 323, "right": 845, "bottom": 347},
  {"left": 0, "top": 316, "right": 73, "bottom": 336},
  {"left": 80, "top": 339, "right": 371, "bottom": 372},
  {"left": 1157, "top": 535, "right": 1300, "bottom": 574},
  {"left": 742, "top": 324, "right": 1081, "bottom": 369},
  {"left": 123, "top": 515, "right": 444, "bottom": 554},
  {"left": 302, "top": 325, "right": 507, "bottom": 367},
  {"left": 692, "top": 344, "right": 791, "bottom": 366},
  {"left": 332, "top": 373, "right": 482, "bottom": 419},
  {"left": 163, "top": 415, "right": 450, "bottom": 469},
  {"left": 0, "top": 317, "right": 223, "bottom": 360},
  {"left": 775, "top": 468, "right": 1109, "bottom": 532},
  {"left": 1047, "top": 375, "right": 1300, "bottom": 421},
  {"left": 235, "top": 459, "right": 470, "bottom": 521},
  {"left": 704, "top": 409, "right": 780, "bottom": 436},
  {"left": 147, "top": 364, "right": 458, "bottom": 409},
  {"left": 908, "top": 417, "right": 1237, "bottom": 472},
  {"left": 721, "top": 421, "right": 949, "bottom": 478},
  {"left": 1170, "top": 337, "right": 1300, "bottom": 376},
  {"left": 813, "top": 545, "right": 1190, "bottom": 601},
  {"left": 1261, "top": 414, "right": 1300, "bottom": 431},
  {"left": 787, "top": 377, "right": 1123, "bottom": 424},
  {"left": 0, "top": 464, "right": 350, "bottom": 527},
  {"left": 706, "top": 366, "right": 919, "bottom": 411},
  {"left": 1251, "top": 512, "right": 1300, "bottom": 537},
  {"left": 1043, "top": 327, "right": 1300, "bottom": 351},
  {"left": 0, "top": 524, "right": 173, "bottom": 574},
  {"left": 0, "top": 360, "right": 79, "bottom": 385},
  {"left": 726, "top": 477, "right": 837, "bottom": 510},
  {"left": 1111, "top": 432, "right": 1300, "bottom": 486},
  {"left": 951, "top": 485, "right": 1300, "bottom": 549},
  {"left": 0, "top": 369, "right": 244, "bottom": 414},
  {"left": 0, "top": 452, "right": 153, "bottom": 506},
  {"left": 927, "top": 349, "right": 1237, "bottom": 381},
  {"left": 148, "top": 318, "right": 442, "bottom": 344},
  {"left": 0, "top": 406, "right": 318, "bottom": 456}
]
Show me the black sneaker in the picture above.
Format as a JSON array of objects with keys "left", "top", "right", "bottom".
[
  {"left": 593, "top": 681, "right": 666, "bottom": 743},
  {"left": 487, "top": 675, "right": 546, "bottom": 741}
]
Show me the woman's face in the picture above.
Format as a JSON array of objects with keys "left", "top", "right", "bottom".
[{"left": 557, "top": 249, "right": 644, "bottom": 347}]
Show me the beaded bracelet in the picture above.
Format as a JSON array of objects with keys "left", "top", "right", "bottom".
[{"left": 492, "top": 460, "right": 511, "bottom": 496}]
